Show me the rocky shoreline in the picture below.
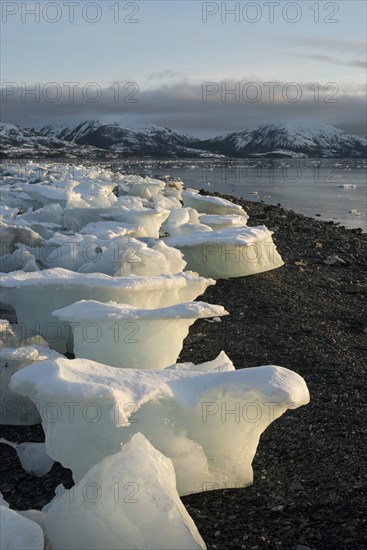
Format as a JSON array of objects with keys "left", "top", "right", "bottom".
[{"left": 1, "top": 194, "right": 366, "bottom": 549}]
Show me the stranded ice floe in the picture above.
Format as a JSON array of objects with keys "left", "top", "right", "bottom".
[
  {"left": 26, "top": 232, "right": 186, "bottom": 276},
  {"left": 63, "top": 205, "right": 169, "bottom": 237},
  {"left": 52, "top": 300, "right": 228, "bottom": 370},
  {"left": 166, "top": 226, "right": 284, "bottom": 278},
  {"left": 198, "top": 214, "right": 249, "bottom": 231},
  {"left": 10, "top": 355, "right": 310, "bottom": 494},
  {"left": 182, "top": 190, "right": 249, "bottom": 218},
  {"left": 44, "top": 434, "right": 206, "bottom": 550},
  {"left": 0, "top": 269, "right": 215, "bottom": 353}
]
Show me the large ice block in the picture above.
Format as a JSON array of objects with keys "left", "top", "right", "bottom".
[
  {"left": 166, "top": 226, "right": 284, "bottom": 278},
  {"left": 10, "top": 356, "right": 310, "bottom": 493},
  {"left": 44, "top": 434, "right": 206, "bottom": 550},
  {"left": 0, "top": 269, "right": 215, "bottom": 353},
  {"left": 30, "top": 233, "right": 186, "bottom": 276},
  {"left": 80, "top": 220, "right": 144, "bottom": 239},
  {"left": 182, "top": 191, "right": 249, "bottom": 218},
  {"left": 162, "top": 208, "right": 213, "bottom": 237},
  {"left": 21, "top": 183, "right": 67, "bottom": 208},
  {"left": 0, "top": 220, "right": 45, "bottom": 254},
  {"left": 125, "top": 177, "right": 165, "bottom": 200},
  {"left": 53, "top": 300, "right": 228, "bottom": 369},
  {"left": 63, "top": 206, "right": 169, "bottom": 237},
  {"left": 199, "top": 214, "right": 248, "bottom": 230}
]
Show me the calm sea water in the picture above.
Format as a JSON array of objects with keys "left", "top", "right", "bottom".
[{"left": 117, "top": 159, "right": 367, "bottom": 232}]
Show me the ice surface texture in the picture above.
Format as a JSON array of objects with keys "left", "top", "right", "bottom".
[
  {"left": 28, "top": 233, "right": 186, "bottom": 276},
  {"left": 0, "top": 269, "right": 215, "bottom": 353},
  {"left": 0, "top": 495, "right": 44, "bottom": 550},
  {"left": 44, "top": 434, "right": 206, "bottom": 550},
  {"left": 0, "top": 345, "right": 61, "bottom": 425},
  {"left": 161, "top": 207, "right": 213, "bottom": 237},
  {"left": 167, "top": 226, "right": 284, "bottom": 278},
  {"left": 10, "top": 356, "right": 310, "bottom": 494},
  {"left": 0, "top": 246, "right": 41, "bottom": 273},
  {"left": 0, "top": 220, "right": 45, "bottom": 253},
  {"left": 0, "top": 438, "right": 54, "bottom": 477},
  {"left": 182, "top": 191, "right": 249, "bottom": 218},
  {"left": 199, "top": 214, "right": 249, "bottom": 230},
  {"left": 0, "top": 320, "right": 18, "bottom": 348},
  {"left": 79, "top": 220, "right": 143, "bottom": 239},
  {"left": 53, "top": 300, "right": 228, "bottom": 369},
  {"left": 63, "top": 206, "right": 169, "bottom": 237}
]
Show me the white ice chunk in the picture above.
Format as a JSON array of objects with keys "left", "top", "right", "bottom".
[
  {"left": 53, "top": 300, "right": 228, "bottom": 369},
  {"left": 63, "top": 206, "right": 169, "bottom": 238},
  {"left": 0, "top": 496, "right": 44, "bottom": 550},
  {"left": 0, "top": 247, "right": 40, "bottom": 273},
  {"left": 165, "top": 222, "right": 213, "bottom": 237},
  {"left": 162, "top": 208, "right": 189, "bottom": 230},
  {"left": 45, "top": 434, "right": 205, "bottom": 550},
  {"left": 78, "top": 237, "right": 186, "bottom": 277},
  {"left": 80, "top": 221, "right": 143, "bottom": 239},
  {"left": 0, "top": 205, "right": 19, "bottom": 221},
  {"left": 27, "top": 222, "right": 63, "bottom": 240},
  {"left": 17, "top": 510, "right": 47, "bottom": 545},
  {"left": 0, "top": 220, "right": 45, "bottom": 254},
  {"left": 199, "top": 214, "right": 248, "bottom": 230},
  {"left": 10, "top": 356, "right": 310, "bottom": 492},
  {"left": 100, "top": 207, "right": 170, "bottom": 239},
  {"left": 152, "top": 194, "right": 182, "bottom": 211},
  {"left": 166, "top": 226, "right": 284, "bottom": 278},
  {"left": 167, "top": 350, "right": 234, "bottom": 372},
  {"left": 22, "top": 184, "right": 67, "bottom": 208},
  {"left": 164, "top": 187, "right": 183, "bottom": 201},
  {"left": 125, "top": 178, "right": 165, "bottom": 200},
  {"left": 21, "top": 204, "right": 63, "bottom": 225},
  {"left": 31, "top": 233, "right": 186, "bottom": 276},
  {"left": 0, "top": 345, "right": 61, "bottom": 424},
  {"left": 61, "top": 207, "right": 113, "bottom": 232},
  {"left": 115, "top": 195, "right": 147, "bottom": 209},
  {"left": 0, "top": 320, "right": 18, "bottom": 349},
  {"left": 0, "top": 438, "right": 54, "bottom": 477},
  {"left": 65, "top": 180, "right": 117, "bottom": 209},
  {"left": 149, "top": 241, "right": 187, "bottom": 275},
  {"left": 183, "top": 191, "right": 249, "bottom": 218},
  {"left": 27, "top": 233, "right": 97, "bottom": 272},
  {"left": 162, "top": 208, "right": 213, "bottom": 237},
  {"left": 0, "top": 269, "right": 215, "bottom": 353},
  {"left": 0, "top": 322, "right": 49, "bottom": 350},
  {"left": 164, "top": 178, "right": 185, "bottom": 197}
]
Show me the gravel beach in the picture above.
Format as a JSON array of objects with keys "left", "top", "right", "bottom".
[{"left": 1, "top": 194, "right": 366, "bottom": 550}]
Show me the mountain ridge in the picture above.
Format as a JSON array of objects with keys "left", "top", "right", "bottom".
[{"left": 1, "top": 120, "right": 366, "bottom": 159}]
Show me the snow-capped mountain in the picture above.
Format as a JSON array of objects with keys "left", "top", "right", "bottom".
[
  {"left": 201, "top": 121, "right": 367, "bottom": 158},
  {"left": 0, "top": 124, "right": 107, "bottom": 160},
  {"left": 38, "top": 121, "right": 209, "bottom": 157},
  {"left": 1, "top": 120, "right": 366, "bottom": 159}
]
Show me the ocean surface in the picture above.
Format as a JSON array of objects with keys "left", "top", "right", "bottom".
[{"left": 117, "top": 158, "right": 367, "bottom": 232}]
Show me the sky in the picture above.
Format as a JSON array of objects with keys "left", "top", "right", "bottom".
[{"left": 1, "top": 0, "right": 366, "bottom": 137}]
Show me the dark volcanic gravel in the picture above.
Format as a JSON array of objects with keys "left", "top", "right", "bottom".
[{"left": 1, "top": 194, "right": 366, "bottom": 550}]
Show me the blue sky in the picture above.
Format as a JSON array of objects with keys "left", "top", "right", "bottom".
[{"left": 1, "top": 0, "right": 366, "bottom": 136}]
